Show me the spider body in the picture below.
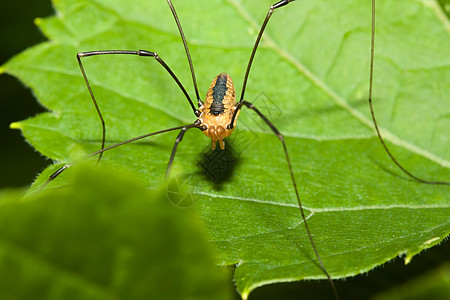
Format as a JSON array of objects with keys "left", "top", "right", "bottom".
[{"left": 198, "top": 73, "right": 239, "bottom": 150}]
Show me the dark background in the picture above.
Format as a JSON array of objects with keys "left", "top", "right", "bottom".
[
  {"left": 0, "top": 1, "right": 50, "bottom": 188},
  {"left": 1, "top": 1, "right": 448, "bottom": 299}
]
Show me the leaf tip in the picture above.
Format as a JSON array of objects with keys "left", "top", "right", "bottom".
[
  {"left": 34, "top": 18, "right": 43, "bottom": 26},
  {"left": 10, "top": 122, "right": 22, "bottom": 130},
  {"left": 404, "top": 237, "right": 442, "bottom": 266},
  {"left": 404, "top": 255, "right": 413, "bottom": 265}
]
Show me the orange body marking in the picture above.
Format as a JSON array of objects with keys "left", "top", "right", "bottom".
[{"left": 197, "top": 73, "right": 240, "bottom": 150}]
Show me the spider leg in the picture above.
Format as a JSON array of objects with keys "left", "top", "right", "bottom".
[
  {"left": 230, "top": 0, "right": 296, "bottom": 128},
  {"left": 241, "top": 100, "right": 339, "bottom": 300},
  {"left": 165, "top": 124, "right": 197, "bottom": 178},
  {"left": 367, "top": 1, "right": 449, "bottom": 185},
  {"left": 77, "top": 50, "right": 199, "bottom": 163},
  {"left": 39, "top": 124, "right": 197, "bottom": 191}
]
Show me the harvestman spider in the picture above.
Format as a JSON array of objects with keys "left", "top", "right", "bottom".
[
  {"left": 38, "top": 0, "right": 450, "bottom": 299},
  {"left": 41, "top": 0, "right": 340, "bottom": 297}
]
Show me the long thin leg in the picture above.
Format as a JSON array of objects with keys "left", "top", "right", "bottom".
[
  {"left": 230, "top": 0, "right": 295, "bottom": 128},
  {"left": 241, "top": 100, "right": 339, "bottom": 300},
  {"left": 240, "top": 0, "right": 294, "bottom": 102},
  {"left": 368, "top": 1, "right": 449, "bottom": 185},
  {"left": 39, "top": 124, "right": 198, "bottom": 191},
  {"left": 167, "top": 0, "right": 203, "bottom": 107},
  {"left": 77, "top": 50, "right": 199, "bottom": 162},
  {"left": 165, "top": 124, "right": 196, "bottom": 178}
]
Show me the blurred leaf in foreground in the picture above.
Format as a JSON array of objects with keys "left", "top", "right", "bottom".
[{"left": 0, "top": 165, "right": 231, "bottom": 300}]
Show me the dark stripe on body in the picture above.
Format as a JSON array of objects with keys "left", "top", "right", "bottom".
[{"left": 210, "top": 74, "right": 227, "bottom": 115}]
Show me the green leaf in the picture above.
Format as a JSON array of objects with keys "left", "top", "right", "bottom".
[
  {"left": 3, "top": 0, "right": 449, "bottom": 298},
  {"left": 0, "top": 165, "right": 232, "bottom": 300}
]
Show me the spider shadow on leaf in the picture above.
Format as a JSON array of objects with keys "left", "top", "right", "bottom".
[{"left": 196, "top": 140, "right": 242, "bottom": 190}]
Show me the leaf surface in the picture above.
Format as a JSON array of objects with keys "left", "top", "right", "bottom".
[{"left": 2, "top": 0, "right": 449, "bottom": 297}]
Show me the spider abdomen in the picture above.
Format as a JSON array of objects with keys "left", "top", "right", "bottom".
[{"left": 206, "top": 73, "right": 236, "bottom": 115}]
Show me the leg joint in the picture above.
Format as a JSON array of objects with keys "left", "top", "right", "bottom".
[
  {"left": 138, "top": 50, "right": 156, "bottom": 57},
  {"left": 272, "top": 0, "right": 294, "bottom": 10}
]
